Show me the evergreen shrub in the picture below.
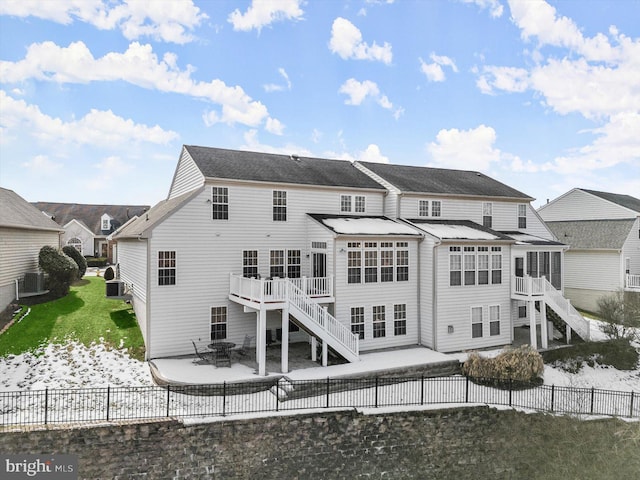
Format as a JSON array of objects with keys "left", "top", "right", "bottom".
[{"left": 62, "top": 245, "right": 87, "bottom": 278}]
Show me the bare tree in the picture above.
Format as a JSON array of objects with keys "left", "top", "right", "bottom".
[{"left": 597, "top": 290, "right": 640, "bottom": 341}]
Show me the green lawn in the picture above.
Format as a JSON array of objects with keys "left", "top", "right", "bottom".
[{"left": 0, "top": 277, "right": 145, "bottom": 360}]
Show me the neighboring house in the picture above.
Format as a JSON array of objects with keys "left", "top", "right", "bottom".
[
  {"left": 538, "top": 188, "right": 640, "bottom": 312},
  {"left": 0, "top": 188, "right": 63, "bottom": 312},
  {"left": 31, "top": 202, "right": 149, "bottom": 263},
  {"left": 115, "top": 146, "right": 589, "bottom": 375}
]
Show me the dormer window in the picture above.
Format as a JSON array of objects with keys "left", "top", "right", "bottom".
[
  {"left": 101, "top": 214, "right": 111, "bottom": 231},
  {"left": 340, "top": 194, "right": 365, "bottom": 213}
]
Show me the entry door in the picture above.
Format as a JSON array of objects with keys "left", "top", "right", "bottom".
[
  {"left": 515, "top": 257, "right": 524, "bottom": 277},
  {"left": 313, "top": 252, "right": 326, "bottom": 278}
]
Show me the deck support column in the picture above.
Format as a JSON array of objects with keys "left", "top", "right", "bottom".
[
  {"left": 528, "top": 299, "right": 537, "bottom": 349},
  {"left": 540, "top": 300, "right": 548, "bottom": 349},
  {"left": 258, "top": 308, "right": 267, "bottom": 376},
  {"left": 322, "top": 340, "right": 328, "bottom": 367},
  {"left": 311, "top": 336, "right": 317, "bottom": 362},
  {"left": 281, "top": 307, "right": 289, "bottom": 374}
]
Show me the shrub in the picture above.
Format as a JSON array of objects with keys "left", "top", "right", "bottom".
[
  {"left": 85, "top": 257, "right": 108, "bottom": 267},
  {"left": 62, "top": 245, "right": 87, "bottom": 278},
  {"left": 104, "top": 266, "right": 115, "bottom": 281},
  {"left": 542, "top": 339, "right": 639, "bottom": 371},
  {"left": 462, "top": 345, "right": 544, "bottom": 387},
  {"left": 38, "top": 246, "right": 78, "bottom": 297},
  {"left": 598, "top": 290, "right": 640, "bottom": 342}
]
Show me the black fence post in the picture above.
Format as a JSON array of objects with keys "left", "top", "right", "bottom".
[
  {"left": 465, "top": 376, "right": 469, "bottom": 403},
  {"left": 223, "top": 382, "right": 227, "bottom": 417},
  {"left": 551, "top": 384, "right": 555, "bottom": 412},
  {"left": 590, "top": 387, "right": 595, "bottom": 415},
  {"left": 630, "top": 391, "right": 635, "bottom": 418},
  {"left": 106, "top": 386, "right": 110, "bottom": 421},
  {"left": 166, "top": 385, "right": 171, "bottom": 417},
  {"left": 420, "top": 374, "right": 425, "bottom": 406},
  {"left": 375, "top": 377, "right": 379, "bottom": 408},
  {"left": 509, "top": 378, "right": 513, "bottom": 407},
  {"left": 326, "top": 377, "right": 330, "bottom": 408},
  {"left": 44, "top": 388, "right": 49, "bottom": 425}
]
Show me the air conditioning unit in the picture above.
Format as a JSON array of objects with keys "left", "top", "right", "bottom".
[
  {"left": 24, "top": 272, "right": 45, "bottom": 293},
  {"left": 106, "top": 280, "right": 125, "bottom": 297}
]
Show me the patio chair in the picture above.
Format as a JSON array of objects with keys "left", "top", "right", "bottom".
[
  {"left": 232, "top": 335, "right": 254, "bottom": 357},
  {"left": 214, "top": 343, "right": 231, "bottom": 367},
  {"left": 191, "top": 340, "right": 215, "bottom": 365}
]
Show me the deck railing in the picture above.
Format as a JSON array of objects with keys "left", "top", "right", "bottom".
[
  {"left": 512, "top": 275, "right": 545, "bottom": 297},
  {"left": 626, "top": 274, "right": 640, "bottom": 290},
  {"left": 229, "top": 274, "right": 333, "bottom": 303}
]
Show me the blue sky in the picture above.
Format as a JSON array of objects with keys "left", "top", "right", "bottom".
[{"left": 1, "top": 0, "right": 638, "bottom": 208}]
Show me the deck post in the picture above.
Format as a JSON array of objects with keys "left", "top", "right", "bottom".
[
  {"left": 311, "top": 336, "right": 317, "bottom": 362},
  {"left": 281, "top": 306, "right": 289, "bottom": 374},
  {"left": 529, "top": 299, "right": 537, "bottom": 349},
  {"left": 322, "top": 339, "right": 328, "bottom": 367},
  {"left": 258, "top": 308, "right": 267, "bottom": 376},
  {"left": 540, "top": 299, "right": 548, "bottom": 349}
]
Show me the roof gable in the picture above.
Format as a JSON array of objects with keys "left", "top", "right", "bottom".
[
  {"left": 184, "top": 145, "right": 385, "bottom": 191},
  {"left": 0, "top": 188, "right": 63, "bottom": 232},
  {"left": 358, "top": 161, "right": 533, "bottom": 200},
  {"left": 580, "top": 189, "right": 640, "bottom": 214},
  {"left": 31, "top": 202, "right": 149, "bottom": 236}
]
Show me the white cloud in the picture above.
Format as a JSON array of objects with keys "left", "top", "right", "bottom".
[
  {"left": 264, "top": 67, "right": 292, "bottom": 92},
  {"left": 329, "top": 17, "right": 392, "bottom": 64},
  {"left": 22, "top": 154, "right": 63, "bottom": 174},
  {"left": 339, "top": 78, "right": 395, "bottom": 111},
  {"left": 0, "top": 90, "right": 178, "bottom": 146},
  {"left": 311, "top": 129, "right": 323, "bottom": 143},
  {"left": 358, "top": 144, "right": 389, "bottom": 164},
  {"left": 476, "top": 66, "right": 529, "bottom": 94},
  {"left": 86, "top": 155, "right": 135, "bottom": 192},
  {"left": 265, "top": 117, "right": 285, "bottom": 135},
  {"left": 0, "top": 0, "right": 207, "bottom": 44},
  {"left": 459, "top": 0, "right": 504, "bottom": 18},
  {"left": 427, "top": 125, "right": 503, "bottom": 171},
  {"left": 228, "top": 0, "right": 303, "bottom": 32},
  {"left": 241, "top": 129, "right": 313, "bottom": 157},
  {"left": 420, "top": 53, "right": 458, "bottom": 82},
  {"left": 0, "top": 41, "right": 279, "bottom": 130}
]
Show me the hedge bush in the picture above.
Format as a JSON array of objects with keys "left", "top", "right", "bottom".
[
  {"left": 104, "top": 266, "right": 115, "bottom": 281},
  {"left": 62, "top": 245, "right": 87, "bottom": 278},
  {"left": 86, "top": 257, "right": 108, "bottom": 267},
  {"left": 38, "top": 246, "right": 78, "bottom": 297},
  {"left": 541, "top": 339, "right": 639, "bottom": 372},
  {"left": 462, "top": 345, "right": 544, "bottom": 387}
]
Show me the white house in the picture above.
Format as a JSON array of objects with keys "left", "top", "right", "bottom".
[
  {"left": 538, "top": 188, "right": 640, "bottom": 312},
  {"left": 115, "top": 146, "right": 590, "bottom": 376},
  {"left": 0, "top": 188, "right": 63, "bottom": 312}
]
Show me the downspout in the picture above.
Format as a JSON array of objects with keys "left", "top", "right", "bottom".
[
  {"left": 141, "top": 233, "right": 152, "bottom": 361},
  {"left": 432, "top": 240, "right": 441, "bottom": 350},
  {"left": 416, "top": 234, "right": 423, "bottom": 345}
]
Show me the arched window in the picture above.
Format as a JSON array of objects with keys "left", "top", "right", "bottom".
[{"left": 67, "top": 237, "right": 82, "bottom": 253}]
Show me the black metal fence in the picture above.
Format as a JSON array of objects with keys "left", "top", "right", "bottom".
[{"left": 1, "top": 376, "right": 637, "bottom": 427}]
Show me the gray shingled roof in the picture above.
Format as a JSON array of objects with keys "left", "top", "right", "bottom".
[
  {"left": 31, "top": 202, "right": 149, "bottom": 236},
  {"left": 359, "top": 161, "right": 533, "bottom": 199},
  {"left": 0, "top": 188, "right": 63, "bottom": 232},
  {"left": 546, "top": 219, "right": 636, "bottom": 249},
  {"left": 185, "top": 145, "right": 385, "bottom": 190},
  {"left": 580, "top": 189, "right": 640, "bottom": 214}
]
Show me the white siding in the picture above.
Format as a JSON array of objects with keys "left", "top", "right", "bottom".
[
  {"left": 0, "top": 227, "right": 60, "bottom": 311},
  {"left": 538, "top": 189, "right": 637, "bottom": 221},
  {"left": 168, "top": 149, "right": 205, "bottom": 200},
  {"left": 418, "top": 237, "right": 436, "bottom": 348},
  {"left": 144, "top": 183, "right": 387, "bottom": 358},
  {"left": 333, "top": 237, "right": 420, "bottom": 351},
  {"left": 434, "top": 244, "right": 512, "bottom": 352},
  {"left": 354, "top": 163, "right": 400, "bottom": 218},
  {"left": 62, "top": 221, "right": 94, "bottom": 257},
  {"left": 564, "top": 250, "right": 621, "bottom": 291},
  {"left": 622, "top": 218, "right": 640, "bottom": 276},
  {"left": 117, "top": 238, "right": 149, "bottom": 348}
]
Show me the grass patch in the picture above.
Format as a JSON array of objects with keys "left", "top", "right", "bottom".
[
  {"left": 0, "top": 277, "right": 145, "bottom": 361},
  {"left": 542, "top": 339, "right": 639, "bottom": 372}
]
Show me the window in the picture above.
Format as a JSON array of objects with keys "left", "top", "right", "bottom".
[
  {"left": 355, "top": 195, "right": 366, "bottom": 213},
  {"left": 243, "top": 250, "right": 258, "bottom": 278},
  {"left": 394, "top": 304, "right": 407, "bottom": 336},
  {"left": 364, "top": 243, "right": 378, "bottom": 283},
  {"left": 518, "top": 204, "right": 527, "bottom": 229},
  {"left": 489, "top": 305, "right": 500, "bottom": 336},
  {"left": 483, "top": 202, "right": 493, "bottom": 228},
  {"left": 101, "top": 214, "right": 111, "bottom": 231},
  {"left": 212, "top": 187, "right": 229, "bottom": 220},
  {"left": 380, "top": 243, "right": 394, "bottom": 282},
  {"left": 396, "top": 242, "right": 409, "bottom": 281},
  {"left": 67, "top": 237, "right": 82, "bottom": 253},
  {"left": 287, "top": 250, "right": 301, "bottom": 278},
  {"left": 449, "top": 247, "right": 462, "bottom": 286},
  {"left": 211, "top": 306, "right": 227, "bottom": 340},
  {"left": 518, "top": 305, "right": 527, "bottom": 318},
  {"left": 340, "top": 195, "right": 352, "bottom": 213},
  {"left": 270, "top": 250, "right": 285, "bottom": 278},
  {"left": 273, "top": 190, "right": 287, "bottom": 221},
  {"left": 158, "top": 251, "right": 176, "bottom": 286},
  {"left": 432, "top": 201, "right": 441, "bottom": 217},
  {"left": 477, "top": 247, "right": 489, "bottom": 285},
  {"left": 419, "top": 200, "right": 429, "bottom": 217},
  {"left": 464, "top": 247, "right": 476, "bottom": 285},
  {"left": 491, "top": 247, "right": 502, "bottom": 284},
  {"left": 373, "top": 305, "right": 386, "bottom": 338},
  {"left": 471, "top": 307, "right": 483, "bottom": 338},
  {"left": 351, "top": 307, "right": 364, "bottom": 339},
  {"left": 347, "top": 243, "right": 362, "bottom": 284}
]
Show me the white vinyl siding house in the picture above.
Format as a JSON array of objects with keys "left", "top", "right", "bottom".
[
  {"left": 539, "top": 188, "right": 640, "bottom": 312},
  {"left": 116, "top": 146, "right": 585, "bottom": 372}
]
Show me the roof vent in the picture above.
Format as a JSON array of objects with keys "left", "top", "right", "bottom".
[{"left": 290, "top": 154, "right": 300, "bottom": 161}]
